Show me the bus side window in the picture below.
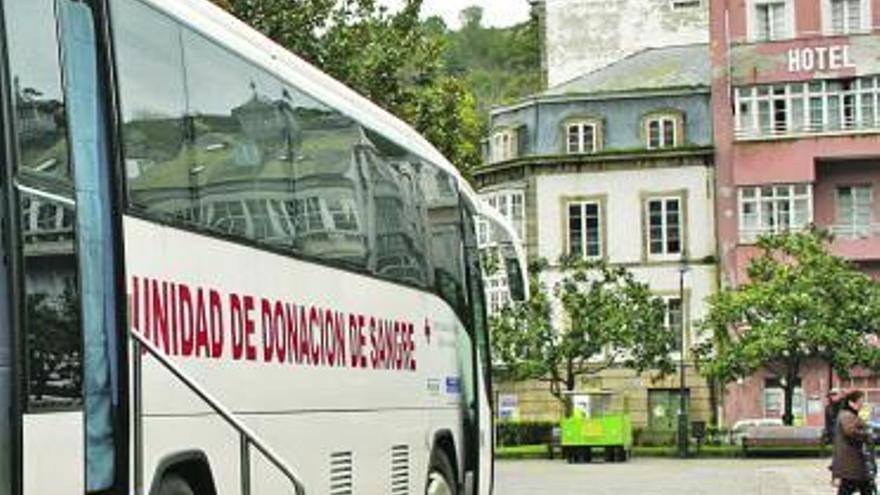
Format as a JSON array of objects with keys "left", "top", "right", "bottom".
[
  {"left": 283, "top": 86, "right": 369, "bottom": 269},
  {"left": 112, "top": 0, "right": 188, "bottom": 219},
  {"left": 6, "top": 0, "right": 72, "bottom": 180},
  {"left": 424, "top": 168, "right": 467, "bottom": 316},
  {"left": 181, "top": 29, "right": 290, "bottom": 242},
  {"left": 360, "top": 140, "right": 430, "bottom": 288},
  {"left": 18, "top": 193, "right": 82, "bottom": 409},
  {"left": 6, "top": 0, "right": 83, "bottom": 410}
]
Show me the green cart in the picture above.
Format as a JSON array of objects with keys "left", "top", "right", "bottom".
[{"left": 560, "top": 391, "right": 633, "bottom": 463}]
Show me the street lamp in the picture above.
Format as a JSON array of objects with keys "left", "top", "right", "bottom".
[{"left": 677, "top": 259, "right": 691, "bottom": 459}]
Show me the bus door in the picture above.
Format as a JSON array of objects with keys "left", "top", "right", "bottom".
[
  {"left": 461, "top": 204, "right": 493, "bottom": 495},
  {"left": 2, "top": 0, "right": 120, "bottom": 493}
]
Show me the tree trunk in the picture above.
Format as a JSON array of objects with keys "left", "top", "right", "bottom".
[
  {"left": 782, "top": 382, "right": 795, "bottom": 426},
  {"left": 782, "top": 366, "right": 799, "bottom": 426},
  {"left": 564, "top": 360, "right": 576, "bottom": 417}
]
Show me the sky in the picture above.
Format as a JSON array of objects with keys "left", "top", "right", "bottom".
[{"left": 378, "top": 0, "right": 532, "bottom": 30}]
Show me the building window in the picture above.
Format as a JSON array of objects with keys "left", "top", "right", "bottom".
[
  {"left": 646, "top": 197, "right": 683, "bottom": 257},
  {"left": 566, "top": 121, "right": 600, "bottom": 154},
  {"left": 483, "top": 190, "right": 525, "bottom": 243},
  {"left": 485, "top": 275, "right": 511, "bottom": 316},
  {"left": 646, "top": 116, "right": 678, "bottom": 149},
  {"left": 491, "top": 129, "right": 518, "bottom": 162},
  {"left": 567, "top": 201, "right": 602, "bottom": 258},
  {"left": 664, "top": 297, "right": 684, "bottom": 351},
  {"left": 753, "top": 0, "right": 789, "bottom": 41},
  {"left": 671, "top": 0, "right": 702, "bottom": 9},
  {"left": 735, "top": 77, "right": 880, "bottom": 139},
  {"left": 739, "top": 184, "right": 813, "bottom": 243},
  {"left": 836, "top": 185, "right": 873, "bottom": 238},
  {"left": 829, "top": 0, "right": 865, "bottom": 34}
]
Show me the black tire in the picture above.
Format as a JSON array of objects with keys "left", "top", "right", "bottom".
[
  {"left": 157, "top": 474, "right": 195, "bottom": 495},
  {"left": 426, "top": 449, "right": 457, "bottom": 495},
  {"left": 603, "top": 447, "right": 615, "bottom": 462}
]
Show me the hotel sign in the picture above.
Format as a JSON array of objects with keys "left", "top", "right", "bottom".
[
  {"left": 787, "top": 45, "right": 855, "bottom": 73},
  {"left": 729, "top": 34, "right": 880, "bottom": 85}
]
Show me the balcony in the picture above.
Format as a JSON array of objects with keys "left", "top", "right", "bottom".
[{"left": 827, "top": 223, "right": 880, "bottom": 261}]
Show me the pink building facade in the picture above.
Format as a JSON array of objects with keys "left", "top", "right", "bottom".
[{"left": 711, "top": 0, "right": 880, "bottom": 426}]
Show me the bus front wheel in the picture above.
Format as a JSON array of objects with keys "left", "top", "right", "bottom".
[
  {"left": 426, "top": 449, "right": 456, "bottom": 495},
  {"left": 157, "top": 473, "right": 195, "bottom": 495}
]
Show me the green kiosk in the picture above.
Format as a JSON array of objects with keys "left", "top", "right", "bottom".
[{"left": 560, "top": 390, "right": 633, "bottom": 463}]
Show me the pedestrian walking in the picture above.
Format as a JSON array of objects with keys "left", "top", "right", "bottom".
[
  {"left": 832, "top": 390, "right": 877, "bottom": 495},
  {"left": 826, "top": 388, "right": 843, "bottom": 444}
]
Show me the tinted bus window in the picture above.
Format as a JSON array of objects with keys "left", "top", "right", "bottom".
[
  {"left": 20, "top": 193, "right": 82, "bottom": 409},
  {"left": 112, "top": 0, "right": 188, "bottom": 218},
  {"left": 363, "top": 145, "right": 430, "bottom": 288},
  {"left": 6, "top": 0, "right": 71, "bottom": 179},
  {"left": 424, "top": 168, "right": 466, "bottom": 314},
  {"left": 182, "top": 30, "right": 292, "bottom": 242},
  {"left": 283, "top": 92, "right": 369, "bottom": 268}
]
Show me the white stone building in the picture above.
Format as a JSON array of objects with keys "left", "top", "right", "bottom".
[
  {"left": 476, "top": 45, "right": 719, "bottom": 429},
  {"left": 540, "top": 0, "right": 709, "bottom": 87}
]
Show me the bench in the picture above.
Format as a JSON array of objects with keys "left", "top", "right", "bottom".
[{"left": 741, "top": 425, "right": 824, "bottom": 456}]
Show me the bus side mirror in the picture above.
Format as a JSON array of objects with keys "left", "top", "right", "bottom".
[{"left": 505, "top": 255, "right": 526, "bottom": 302}]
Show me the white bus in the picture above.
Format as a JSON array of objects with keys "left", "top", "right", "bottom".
[{"left": 0, "top": 0, "right": 526, "bottom": 494}]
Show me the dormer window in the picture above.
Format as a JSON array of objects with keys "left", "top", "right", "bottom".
[
  {"left": 566, "top": 121, "right": 601, "bottom": 154},
  {"left": 491, "top": 129, "right": 518, "bottom": 163},
  {"left": 645, "top": 114, "right": 682, "bottom": 149}
]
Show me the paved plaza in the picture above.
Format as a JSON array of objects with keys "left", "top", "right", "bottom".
[{"left": 495, "top": 457, "right": 839, "bottom": 495}]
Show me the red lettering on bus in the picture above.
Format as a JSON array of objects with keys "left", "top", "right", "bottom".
[
  {"left": 131, "top": 276, "right": 139, "bottom": 334},
  {"left": 298, "top": 305, "right": 309, "bottom": 365},
  {"left": 143, "top": 277, "right": 152, "bottom": 343},
  {"left": 194, "top": 288, "right": 209, "bottom": 358},
  {"left": 357, "top": 315, "right": 367, "bottom": 369},
  {"left": 273, "top": 301, "right": 286, "bottom": 364},
  {"left": 151, "top": 280, "right": 170, "bottom": 354},
  {"left": 243, "top": 295, "right": 256, "bottom": 361},
  {"left": 230, "top": 293, "right": 244, "bottom": 360},
  {"left": 261, "top": 298, "right": 275, "bottom": 363},
  {"left": 324, "top": 309, "right": 335, "bottom": 366},
  {"left": 170, "top": 283, "right": 179, "bottom": 355},
  {"left": 309, "top": 307, "right": 320, "bottom": 365},
  {"left": 209, "top": 289, "right": 224, "bottom": 359},
  {"left": 286, "top": 303, "right": 299, "bottom": 364},
  {"left": 179, "top": 284, "right": 194, "bottom": 357},
  {"left": 369, "top": 316, "right": 378, "bottom": 369},
  {"left": 410, "top": 323, "right": 417, "bottom": 371}
]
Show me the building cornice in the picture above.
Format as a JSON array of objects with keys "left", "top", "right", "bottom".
[
  {"left": 473, "top": 147, "right": 715, "bottom": 190},
  {"left": 489, "top": 87, "right": 711, "bottom": 116},
  {"left": 473, "top": 146, "right": 715, "bottom": 178}
]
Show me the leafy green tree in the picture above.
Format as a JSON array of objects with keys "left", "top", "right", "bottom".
[
  {"left": 697, "top": 230, "right": 880, "bottom": 425},
  {"left": 444, "top": 5, "right": 542, "bottom": 112},
  {"left": 491, "top": 259, "right": 675, "bottom": 414},
  {"left": 211, "top": 0, "right": 483, "bottom": 177}
]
